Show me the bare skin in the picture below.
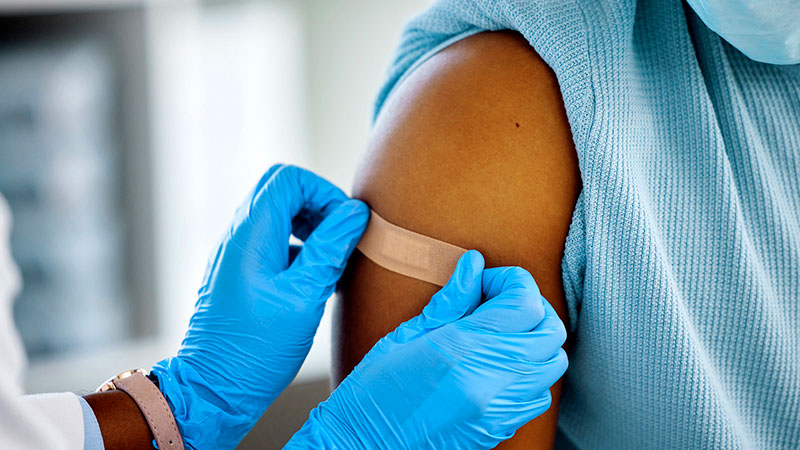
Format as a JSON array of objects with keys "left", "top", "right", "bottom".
[
  {"left": 334, "top": 31, "right": 580, "bottom": 449},
  {"left": 84, "top": 391, "right": 153, "bottom": 449}
]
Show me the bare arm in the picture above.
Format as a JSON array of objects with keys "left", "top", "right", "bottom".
[{"left": 334, "top": 31, "right": 580, "bottom": 449}]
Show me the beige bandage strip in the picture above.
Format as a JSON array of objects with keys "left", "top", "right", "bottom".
[{"left": 356, "top": 210, "right": 468, "bottom": 286}]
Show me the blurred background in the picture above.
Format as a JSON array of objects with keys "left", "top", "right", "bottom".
[{"left": 0, "top": 0, "right": 429, "bottom": 447}]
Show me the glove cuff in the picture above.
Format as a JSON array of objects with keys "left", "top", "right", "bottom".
[
  {"left": 285, "top": 404, "right": 368, "bottom": 450},
  {"left": 151, "top": 356, "right": 255, "bottom": 450},
  {"left": 284, "top": 412, "right": 336, "bottom": 450}
]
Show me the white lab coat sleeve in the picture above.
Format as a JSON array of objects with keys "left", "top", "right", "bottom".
[
  {"left": 0, "top": 194, "right": 83, "bottom": 450},
  {"left": 21, "top": 393, "right": 85, "bottom": 448}
]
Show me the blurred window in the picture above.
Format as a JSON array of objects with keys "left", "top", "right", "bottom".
[{"left": 0, "top": 11, "right": 153, "bottom": 361}]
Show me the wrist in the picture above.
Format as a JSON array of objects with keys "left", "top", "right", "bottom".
[
  {"left": 87, "top": 368, "right": 185, "bottom": 450},
  {"left": 84, "top": 390, "right": 153, "bottom": 450}
]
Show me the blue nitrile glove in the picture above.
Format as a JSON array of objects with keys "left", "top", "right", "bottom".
[
  {"left": 285, "top": 250, "right": 569, "bottom": 449},
  {"left": 151, "top": 164, "right": 370, "bottom": 450}
]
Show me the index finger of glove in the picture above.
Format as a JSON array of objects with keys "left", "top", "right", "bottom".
[
  {"left": 458, "top": 266, "right": 546, "bottom": 333},
  {"left": 246, "top": 164, "right": 349, "bottom": 239}
]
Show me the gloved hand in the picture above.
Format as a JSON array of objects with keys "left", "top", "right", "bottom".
[
  {"left": 151, "top": 164, "right": 370, "bottom": 450},
  {"left": 286, "top": 250, "right": 568, "bottom": 449}
]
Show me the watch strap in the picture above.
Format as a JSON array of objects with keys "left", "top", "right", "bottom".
[{"left": 114, "top": 372, "right": 185, "bottom": 450}]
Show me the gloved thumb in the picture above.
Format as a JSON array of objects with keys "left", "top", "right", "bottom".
[
  {"left": 388, "top": 250, "right": 484, "bottom": 344},
  {"left": 287, "top": 199, "right": 370, "bottom": 296}
]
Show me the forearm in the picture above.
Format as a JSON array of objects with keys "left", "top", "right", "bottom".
[{"left": 83, "top": 391, "right": 153, "bottom": 450}]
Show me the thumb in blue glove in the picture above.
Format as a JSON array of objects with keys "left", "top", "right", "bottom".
[
  {"left": 152, "top": 165, "right": 370, "bottom": 450},
  {"left": 286, "top": 250, "right": 568, "bottom": 449}
]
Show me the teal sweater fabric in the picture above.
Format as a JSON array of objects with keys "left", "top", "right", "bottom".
[{"left": 373, "top": 1, "right": 800, "bottom": 448}]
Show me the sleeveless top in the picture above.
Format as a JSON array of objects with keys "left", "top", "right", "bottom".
[{"left": 373, "top": 1, "right": 800, "bottom": 448}]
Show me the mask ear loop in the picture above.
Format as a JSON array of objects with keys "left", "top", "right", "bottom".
[{"left": 356, "top": 210, "right": 468, "bottom": 286}]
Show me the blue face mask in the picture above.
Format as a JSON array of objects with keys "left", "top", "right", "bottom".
[{"left": 686, "top": 0, "right": 800, "bottom": 65}]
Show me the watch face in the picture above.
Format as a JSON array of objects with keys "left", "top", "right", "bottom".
[
  {"left": 117, "top": 369, "right": 145, "bottom": 380},
  {"left": 97, "top": 368, "right": 146, "bottom": 392}
]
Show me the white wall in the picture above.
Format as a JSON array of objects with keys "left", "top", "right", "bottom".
[
  {"left": 24, "top": 0, "right": 432, "bottom": 393},
  {"left": 301, "top": 0, "right": 430, "bottom": 189},
  {"left": 146, "top": 0, "right": 310, "bottom": 350}
]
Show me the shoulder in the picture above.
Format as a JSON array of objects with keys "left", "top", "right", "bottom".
[
  {"left": 374, "top": 30, "right": 569, "bottom": 147},
  {"left": 378, "top": 30, "right": 565, "bottom": 122},
  {"left": 357, "top": 31, "right": 580, "bottom": 287}
]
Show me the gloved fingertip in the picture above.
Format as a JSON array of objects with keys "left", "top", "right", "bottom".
[
  {"left": 452, "top": 250, "right": 484, "bottom": 292},
  {"left": 315, "top": 199, "right": 368, "bottom": 240},
  {"left": 332, "top": 199, "right": 371, "bottom": 244},
  {"left": 461, "top": 249, "right": 485, "bottom": 279},
  {"left": 422, "top": 250, "right": 484, "bottom": 323},
  {"left": 290, "top": 198, "right": 369, "bottom": 284},
  {"left": 437, "top": 250, "right": 483, "bottom": 302},
  {"left": 348, "top": 199, "right": 371, "bottom": 228}
]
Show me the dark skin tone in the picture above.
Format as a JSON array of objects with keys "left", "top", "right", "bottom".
[
  {"left": 84, "top": 391, "right": 154, "bottom": 449},
  {"left": 334, "top": 31, "right": 580, "bottom": 449}
]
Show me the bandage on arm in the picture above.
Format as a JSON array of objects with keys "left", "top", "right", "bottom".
[
  {"left": 356, "top": 210, "right": 467, "bottom": 286},
  {"left": 335, "top": 31, "right": 580, "bottom": 450}
]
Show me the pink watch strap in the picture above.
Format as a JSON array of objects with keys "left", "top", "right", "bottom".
[{"left": 114, "top": 372, "right": 186, "bottom": 450}]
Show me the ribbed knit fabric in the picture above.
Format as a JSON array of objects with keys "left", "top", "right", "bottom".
[{"left": 373, "top": 1, "right": 800, "bottom": 448}]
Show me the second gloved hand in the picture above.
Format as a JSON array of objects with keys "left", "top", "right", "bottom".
[
  {"left": 152, "top": 165, "right": 370, "bottom": 450},
  {"left": 287, "top": 250, "right": 569, "bottom": 449}
]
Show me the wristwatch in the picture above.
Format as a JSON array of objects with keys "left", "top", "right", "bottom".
[{"left": 97, "top": 369, "right": 185, "bottom": 450}]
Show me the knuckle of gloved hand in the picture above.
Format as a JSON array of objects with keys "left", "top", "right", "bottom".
[
  {"left": 512, "top": 297, "right": 545, "bottom": 333},
  {"left": 553, "top": 319, "right": 568, "bottom": 347},
  {"left": 545, "top": 348, "right": 569, "bottom": 376},
  {"left": 523, "top": 294, "right": 546, "bottom": 328},
  {"left": 266, "top": 162, "right": 287, "bottom": 174},
  {"left": 427, "top": 291, "right": 465, "bottom": 325},
  {"left": 505, "top": 268, "right": 543, "bottom": 311},
  {"left": 536, "top": 315, "right": 567, "bottom": 350},
  {"left": 525, "top": 334, "right": 566, "bottom": 365},
  {"left": 505, "top": 266, "right": 534, "bottom": 288},
  {"left": 255, "top": 163, "right": 286, "bottom": 191},
  {"left": 276, "top": 163, "right": 301, "bottom": 176},
  {"left": 531, "top": 390, "right": 553, "bottom": 414},
  {"left": 269, "top": 163, "right": 302, "bottom": 188}
]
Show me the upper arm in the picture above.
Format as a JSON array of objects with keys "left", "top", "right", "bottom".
[{"left": 333, "top": 31, "right": 580, "bottom": 449}]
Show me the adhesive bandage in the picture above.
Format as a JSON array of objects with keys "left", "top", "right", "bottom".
[{"left": 356, "top": 210, "right": 468, "bottom": 286}]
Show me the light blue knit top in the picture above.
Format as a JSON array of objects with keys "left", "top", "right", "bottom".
[{"left": 374, "top": 1, "right": 800, "bottom": 448}]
